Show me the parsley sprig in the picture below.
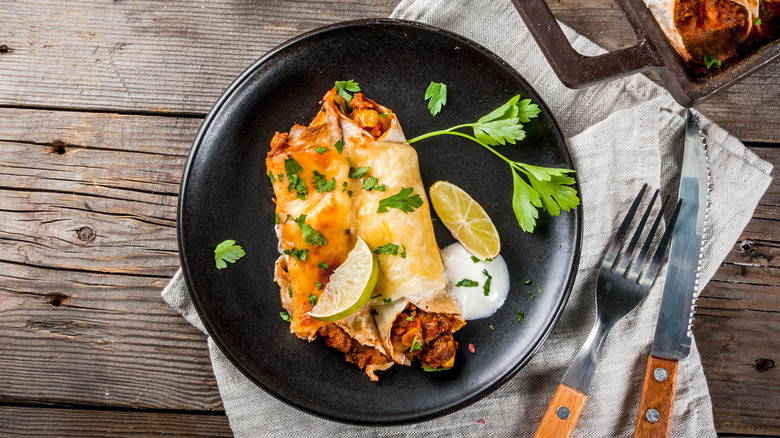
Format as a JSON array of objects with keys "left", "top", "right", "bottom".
[
  {"left": 408, "top": 95, "right": 579, "bottom": 232},
  {"left": 293, "top": 214, "right": 327, "bottom": 246}
]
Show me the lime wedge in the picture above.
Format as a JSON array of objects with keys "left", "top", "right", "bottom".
[
  {"left": 429, "top": 181, "right": 501, "bottom": 260},
  {"left": 309, "top": 237, "right": 379, "bottom": 322}
]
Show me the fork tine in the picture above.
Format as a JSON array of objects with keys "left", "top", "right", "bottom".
[
  {"left": 628, "top": 194, "right": 670, "bottom": 282},
  {"left": 602, "top": 184, "right": 648, "bottom": 269},
  {"left": 640, "top": 199, "right": 683, "bottom": 287},
  {"left": 616, "top": 189, "right": 659, "bottom": 273}
]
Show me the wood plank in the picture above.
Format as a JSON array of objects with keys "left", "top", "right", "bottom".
[
  {"left": 692, "top": 144, "right": 780, "bottom": 436},
  {"left": 0, "top": 405, "right": 231, "bottom": 437},
  {"left": 1, "top": 0, "right": 779, "bottom": 142}
]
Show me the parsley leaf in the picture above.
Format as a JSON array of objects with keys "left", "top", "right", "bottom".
[
  {"left": 334, "top": 140, "right": 345, "bottom": 154},
  {"left": 214, "top": 239, "right": 246, "bottom": 269},
  {"left": 284, "top": 158, "right": 308, "bottom": 200},
  {"left": 517, "top": 311, "right": 524, "bottom": 323},
  {"left": 362, "top": 176, "right": 387, "bottom": 192},
  {"left": 292, "top": 214, "right": 327, "bottom": 246},
  {"left": 423, "top": 365, "right": 446, "bottom": 372},
  {"left": 400, "top": 244, "right": 406, "bottom": 259},
  {"left": 524, "top": 280, "right": 532, "bottom": 285},
  {"left": 317, "top": 261, "right": 330, "bottom": 270},
  {"left": 407, "top": 95, "right": 577, "bottom": 233},
  {"left": 425, "top": 82, "right": 447, "bottom": 116},
  {"left": 374, "top": 243, "right": 400, "bottom": 256},
  {"left": 315, "top": 146, "right": 328, "bottom": 154},
  {"left": 482, "top": 269, "right": 493, "bottom": 296},
  {"left": 280, "top": 311, "right": 291, "bottom": 322},
  {"left": 274, "top": 213, "right": 280, "bottom": 225},
  {"left": 406, "top": 316, "right": 415, "bottom": 321},
  {"left": 456, "top": 279, "right": 479, "bottom": 287},
  {"left": 704, "top": 54, "right": 722, "bottom": 69},
  {"left": 284, "top": 247, "right": 308, "bottom": 261},
  {"left": 288, "top": 286, "right": 293, "bottom": 298},
  {"left": 383, "top": 297, "right": 393, "bottom": 304},
  {"left": 268, "top": 171, "right": 275, "bottom": 183},
  {"left": 349, "top": 166, "right": 370, "bottom": 179},
  {"left": 316, "top": 282, "right": 322, "bottom": 291},
  {"left": 528, "top": 291, "right": 535, "bottom": 300},
  {"left": 755, "top": 17, "right": 762, "bottom": 26},
  {"left": 409, "top": 335, "right": 422, "bottom": 352},
  {"left": 334, "top": 80, "right": 361, "bottom": 102},
  {"left": 311, "top": 170, "right": 336, "bottom": 193},
  {"left": 539, "top": 285, "right": 544, "bottom": 294},
  {"left": 309, "top": 294, "right": 317, "bottom": 306},
  {"left": 377, "top": 187, "right": 423, "bottom": 213},
  {"left": 471, "top": 256, "right": 481, "bottom": 263},
  {"left": 489, "top": 325, "right": 495, "bottom": 331}
]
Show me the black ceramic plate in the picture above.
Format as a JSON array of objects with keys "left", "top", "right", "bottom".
[{"left": 178, "top": 19, "right": 581, "bottom": 425}]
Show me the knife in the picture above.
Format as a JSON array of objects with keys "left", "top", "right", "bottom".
[{"left": 634, "top": 109, "right": 710, "bottom": 437}]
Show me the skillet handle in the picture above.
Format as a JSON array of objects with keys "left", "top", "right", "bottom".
[{"left": 509, "top": 0, "right": 662, "bottom": 88}]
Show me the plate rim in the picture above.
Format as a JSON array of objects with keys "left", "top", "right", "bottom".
[{"left": 177, "top": 17, "right": 583, "bottom": 425}]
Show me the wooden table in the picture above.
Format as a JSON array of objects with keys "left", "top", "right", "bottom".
[{"left": 0, "top": 1, "right": 777, "bottom": 436}]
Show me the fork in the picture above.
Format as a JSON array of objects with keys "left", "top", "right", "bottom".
[{"left": 534, "top": 184, "right": 682, "bottom": 438}]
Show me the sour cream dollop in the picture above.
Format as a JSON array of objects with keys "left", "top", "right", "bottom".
[{"left": 442, "top": 242, "right": 510, "bottom": 320}]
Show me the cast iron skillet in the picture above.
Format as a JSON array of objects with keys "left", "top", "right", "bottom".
[
  {"left": 178, "top": 19, "right": 581, "bottom": 425},
  {"left": 512, "top": 0, "right": 780, "bottom": 107}
]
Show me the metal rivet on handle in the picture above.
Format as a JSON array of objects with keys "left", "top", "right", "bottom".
[
  {"left": 646, "top": 409, "right": 660, "bottom": 423},
  {"left": 653, "top": 367, "right": 668, "bottom": 382},
  {"left": 556, "top": 406, "right": 570, "bottom": 420}
]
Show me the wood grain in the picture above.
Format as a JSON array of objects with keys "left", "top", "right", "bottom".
[
  {"left": 0, "top": 0, "right": 778, "bottom": 142},
  {"left": 0, "top": 405, "right": 231, "bottom": 437},
  {"left": 634, "top": 356, "right": 679, "bottom": 438},
  {"left": 534, "top": 384, "right": 587, "bottom": 438}
]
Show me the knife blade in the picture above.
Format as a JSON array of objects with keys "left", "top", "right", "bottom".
[{"left": 634, "top": 109, "right": 710, "bottom": 438}]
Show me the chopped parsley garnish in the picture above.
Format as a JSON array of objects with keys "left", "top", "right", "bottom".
[
  {"left": 538, "top": 285, "right": 544, "bottom": 295},
  {"left": 485, "top": 258, "right": 493, "bottom": 262},
  {"left": 409, "top": 335, "right": 422, "bottom": 352},
  {"left": 471, "top": 256, "right": 480, "bottom": 263},
  {"left": 517, "top": 311, "right": 524, "bottom": 323},
  {"left": 334, "top": 80, "right": 360, "bottom": 102},
  {"left": 431, "top": 217, "right": 439, "bottom": 224},
  {"left": 334, "top": 140, "right": 345, "bottom": 154},
  {"left": 425, "top": 81, "right": 448, "bottom": 116},
  {"left": 524, "top": 280, "right": 532, "bottom": 285},
  {"left": 274, "top": 213, "right": 280, "bottom": 225},
  {"left": 316, "top": 281, "right": 322, "bottom": 291},
  {"left": 400, "top": 244, "right": 407, "bottom": 259},
  {"left": 423, "top": 365, "right": 446, "bottom": 372},
  {"left": 456, "top": 279, "right": 479, "bottom": 287},
  {"left": 755, "top": 17, "right": 762, "bottom": 26},
  {"left": 374, "top": 243, "right": 401, "bottom": 256},
  {"left": 377, "top": 187, "right": 424, "bottom": 213},
  {"left": 315, "top": 146, "right": 328, "bottom": 154},
  {"left": 342, "top": 181, "right": 348, "bottom": 192},
  {"left": 528, "top": 291, "right": 535, "bottom": 300},
  {"left": 288, "top": 286, "right": 293, "bottom": 298},
  {"left": 379, "top": 113, "right": 390, "bottom": 118},
  {"left": 293, "top": 214, "right": 328, "bottom": 246},
  {"left": 383, "top": 298, "right": 393, "bottom": 304},
  {"left": 489, "top": 325, "right": 495, "bottom": 331},
  {"left": 406, "top": 316, "right": 415, "bottom": 322},
  {"left": 362, "top": 176, "right": 387, "bottom": 192},
  {"left": 408, "top": 95, "right": 578, "bottom": 232},
  {"left": 349, "top": 166, "right": 370, "bottom": 179},
  {"left": 214, "top": 239, "right": 246, "bottom": 270},
  {"left": 284, "top": 158, "right": 308, "bottom": 200},
  {"left": 283, "top": 215, "right": 291, "bottom": 224},
  {"left": 309, "top": 294, "right": 317, "bottom": 306},
  {"left": 268, "top": 170, "right": 275, "bottom": 183},
  {"left": 277, "top": 173, "right": 284, "bottom": 182},
  {"left": 311, "top": 170, "right": 336, "bottom": 193},
  {"left": 344, "top": 229, "right": 351, "bottom": 235},
  {"left": 317, "top": 261, "right": 330, "bottom": 270},
  {"left": 347, "top": 190, "right": 353, "bottom": 197},
  {"left": 482, "top": 269, "right": 493, "bottom": 296},
  {"left": 284, "top": 247, "right": 308, "bottom": 261},
  {"left": 704, "top": 54, "right": 722, "bottom": 69},
  {"left": 280, "top": 311, "right": 291, "bottom": 322}
]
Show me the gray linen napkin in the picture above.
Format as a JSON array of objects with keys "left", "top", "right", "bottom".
[{"left": 162, "top": 0, "right": 773, "bottom": 436}]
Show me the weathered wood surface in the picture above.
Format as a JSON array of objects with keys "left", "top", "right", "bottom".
[
  {"left": 0, "top": 406, "right": 231, "bottom": 437},
  {"left": 0, "top": 0, "right": 778, "bottom": 142},
  {"left": 0, "top": 0, "right": 778, "bottom": 436}
]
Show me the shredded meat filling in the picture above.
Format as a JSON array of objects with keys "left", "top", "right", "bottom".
[
  {"left": 347, "top": 93, "right": 392, "bottom": 139},
  {"left": 390, "top": 304, "right": 459, "bottom": 369},
  {"left": 317, "top": 324, "right": 391, "bottom": 372}
]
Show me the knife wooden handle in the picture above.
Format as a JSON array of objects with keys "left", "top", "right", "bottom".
[
  {"left": 634, "top": 355, "right": 679, "bottom": 438},
  {"left": 534, "top": 383, "right": 587, "bottom": 438}
]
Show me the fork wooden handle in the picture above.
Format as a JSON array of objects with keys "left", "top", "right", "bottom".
[
  {"left": 534, "top": 384, "right": 587, "bottom": 438},
  {"left": 634, "top": 355, "right": 679, "bottom": 438}
]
